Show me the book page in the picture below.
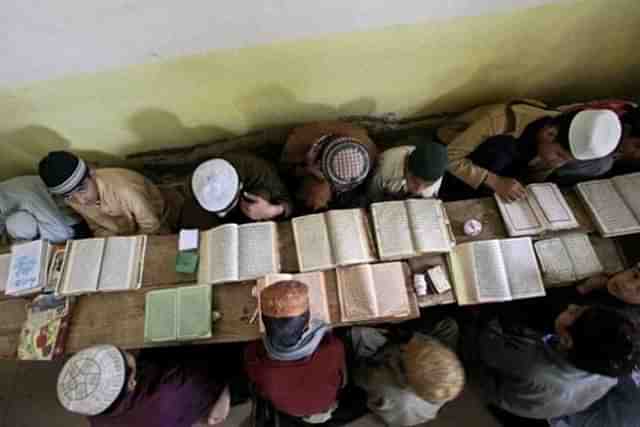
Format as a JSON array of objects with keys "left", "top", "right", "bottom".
[
  {"left": 292, "top": 214, "right": 334, "bottom": 272},
  {"left": 97, "top": 237, "right": 137, "bottom": 292},
  {"left": 561, "top": 233, "right": 603, "bottom": 280},
  {"left": 370, "top": 262, "right": 410, "bottom": 318},
  {"left": 60, "top": 239, "right": 104, "bottom": 295},
  {"left": 336, "top": 264, "right": 378, "bottom": 321},
  {"left": 238, "top": 222, "right": 279, "bottom": 280},
  {"left": 144, "top": 289, "right": 177, "bottom": 342},
  {"left": 406, "top": 199, "right": 452, "bottom": 253},
  {"left": 0, "top": 253, "right": 11, "bottom": 292},
  {"left": 448, "top": 243, "right": 480, "bottom": 305},
  {"left": 500, "top": 238, "right": 545, "bottom": 299},
  {"left": 294, "top": 272, "right": 331, "bottom": 324},
  {"left": 370, "top": 202, "right": 415, "bottom": 260},
  {"left": 201, "top": 224, "right": 239, "bottom": 284},
  {"left": 534, "top": 238, "right": 575, "bottom": 285},
  {"left": 327, "top": 209, "right": 375, "bottom": 266},
  {"left": 612, "top": 173, "right": 640, "bottom": 222},
  {"left": 494, "top": 194, "right": 544, "bottom": 236},
  {"left": 529, "top": 183, "right": 578, "bottom": 231},
  {"left": 577, "top": 180, "right": 640, "bottom": 236},
  {"left": 6, "top": 240, "right": 44, "bottom": 295},
  {"left": 471, "top": 240, "right": 512, "bottom": 303},
  {"left": 177, "top": 285, "right": 212, "bottom": 340}
]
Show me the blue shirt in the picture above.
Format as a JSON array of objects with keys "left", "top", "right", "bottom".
[{"left": 0, "top": 176, "right": 77, "bottom": 243}]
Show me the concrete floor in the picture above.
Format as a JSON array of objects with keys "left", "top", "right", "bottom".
[{"left": 0, "top": 360, "right": 501, "bottom": 427}]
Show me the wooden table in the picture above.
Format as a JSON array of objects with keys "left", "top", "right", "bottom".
[{"left": 0, "top": 190, "right": 603, "bottom": 357}]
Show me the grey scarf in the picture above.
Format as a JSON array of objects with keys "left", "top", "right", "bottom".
[{"left": 263, "top": 320, "right": 330, "bottom": 362}]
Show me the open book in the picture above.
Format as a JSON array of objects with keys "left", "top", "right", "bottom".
[
  {"left": 256, "top": 272, "right": 331, "bottom": 331},
  {"left": 495, "top": 183, "right": 579, "bottom": 236},
  {"left": 371, "top": 199, "right": 455, "bottom": 260},
  {"left": 57, "top": 236, "right": 147, "bottom": 296},
  {"left": 292, "top": 209, "right": 376, "bottom": 272},
  {"left": 6, "top": 240, "right": 54, "bottom": 296},
  {"left": 449, "top": 237, "right": 545, "bottom": 305},
  {"left": 336, "top": 262, "right": 411, "bottom": 322},
  {"left": 576, "top": 172, "right": 640, "bottom": 237},
  {"left": 198, "top": 222, "right": 280, "bottom": 284},
  {"left": 534, "top": 233, "right": 603, "bottom": 286},
  {"left": 144, "top": 284, "right": 212, "bottom": 343}
]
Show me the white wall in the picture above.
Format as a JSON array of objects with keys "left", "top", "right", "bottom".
[{"left": 1, "top": 0, "right": 565, "bottom": 87}]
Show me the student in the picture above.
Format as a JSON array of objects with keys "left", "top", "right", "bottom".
[
  {"left": 244, "top": 280, "right": 346, "bottom": 423},
  {"left": 281, "top": 121, "right": 378, "bottom": 211},
  {"left": 439, "top": 100, "right": 621, "bottom": 201},
  {"left": 0, "top": 175, "right": 85, "bottom": 243},
  {"left": 576, "top": 264, "right": 640, "bottom": 305},
  {"left": 469, "top": 304, "right": 640, "bottom": 420},
  {"left": 57, "top": 344, "right": 235, "bottom": 427},
  {"left": 367, "top": 133, "right": 448, "bottom": 202},
  {"left": 39, "top": 151, "right": 180, "bottom": 237},
  {"left": 350, "top": 318, "right": 464, "bottom": 426},
  {"left": 182, "top": 153, "right": 292, "bottom": 229}
]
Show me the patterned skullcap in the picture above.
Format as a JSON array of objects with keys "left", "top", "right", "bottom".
[
  {"left": 320, "top": 136, "right": 371, "bottom": 192},
  {"left": 39, "top": 151, "right": 88, "bottom": 195}
]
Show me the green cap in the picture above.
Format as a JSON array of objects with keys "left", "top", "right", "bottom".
[{"left": 407, "top": 139, "right": 448, "bottom": 181}]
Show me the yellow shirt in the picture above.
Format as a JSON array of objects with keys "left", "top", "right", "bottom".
[
  {"left": 439, "top": 100, "right": 560, "bottom": 189},
  {"left": 68, "top": 168, "right": 175, "bottom": 237}
]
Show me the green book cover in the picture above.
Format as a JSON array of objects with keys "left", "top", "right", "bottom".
[
  {"left": 177, "top": 285, "right": 212, "bottom": 340},
  {"left": 144, "top": 289, "right": 178, "bottom": 342},
  {"left": 176, "top": 251, "right": 198, "bottom": 274}
]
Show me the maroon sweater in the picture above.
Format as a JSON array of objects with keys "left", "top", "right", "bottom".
[{"left": 244, "top": 334, "right": 346, "bottom": 417}]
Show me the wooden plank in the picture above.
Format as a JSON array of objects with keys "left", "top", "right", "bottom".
[{"left": 0, "top": 299, "right": 28, "bottom": 358}]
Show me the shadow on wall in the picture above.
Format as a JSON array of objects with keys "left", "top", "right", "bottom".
[
  {"left": 0, "top": 125, "right": 121, "bottom": 179},
  {"left": 126, "top": 109, "right": 234, "bottom": 155},
  {"left": 234, "top": 84, "right": 377, "bottom": 132}
]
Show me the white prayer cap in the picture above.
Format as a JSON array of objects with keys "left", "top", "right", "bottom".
[
  {"left": 569, "top": 110, "right": 622, "bottom": 160},
  {"left": 57, "top": 345, "right": 127, "bottom": 416},
  {"left": 6, "top": 210, "right": 39, "bottom": 241},
  {"left": 192, "top": 159, "right": 240, "bottom": 216}
]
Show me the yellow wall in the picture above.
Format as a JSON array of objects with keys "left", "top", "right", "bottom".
[{"left": 1, "top": 0, "right": 639, "bottom": 179}]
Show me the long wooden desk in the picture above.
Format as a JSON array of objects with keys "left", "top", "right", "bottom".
[{"left": 0, "top": 191, "right": 599, "bottom": 357}]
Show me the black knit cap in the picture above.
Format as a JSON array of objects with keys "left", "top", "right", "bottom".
[
  {"left": 38, "top": 151, "right": 85, "bottom": 194},
  {"left": 407, "top": 139, "right": 448, "bottom": 181}
]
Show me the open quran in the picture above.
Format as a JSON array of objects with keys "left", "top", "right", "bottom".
[
  {"left": 198, "top": 222, "right": 280, "bottom": 284},
  {"left": 495, "top": 183, "right": 579, "bottom": 237},
  {"left": 370, "top": 199, "right": 455, "bottom": 260},
  {"left": 6, "top": 240, "right": 54, "bottom": 296},
  {"left": 57, "top": 236, "right": 147, "bottom": 296},
  {"left": 292, "top": 209, "right": 376, "bottom": 272},
  {"left": 576, "top": 172, "right": 640, "bottom": 237},
  {"left": 448, "top": 237, "right": 545, "bottom": 305},
  {"left": 144, "top": 284, "right": 212, "bottom": 343},
  {"left": 534, "top": 233, "right": 603, "bottom": 286}
]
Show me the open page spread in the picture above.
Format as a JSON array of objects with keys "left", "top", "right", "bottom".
[
  {"left": 292, "top": 214, "right": 333, "bottom": 272},
  {"left": 499, "top": 238, "right": 545, "bottom": 299},
  {"left": 561, "top": 234, "right": 603, "bottom": 280},
  {"left": 200, "top": 224, "right": 239, "bottom": 284},
  {"left": 60, "top": 239, "right": 104, "bottom": 295},
  {"left": 238, "top": 222, "right": 279, "bottom": 280},
  {"left": 97, "top": 236, "right": 139, "bottom": 291},
  {"left": 577, "top": 180, "right": 640, "bottom": 237},
  {"left": 471, "top": 240, "right": 511, "bottom": 303},
  {"left": 495, "top": 194, "right": 544, "bottom": 236},
  {"left": 370, "top": 262, "right": 410, "bottom": 318},
  {"left": 337, "top": 264, "right": 378, "bottom": 322},
  {"left": 371, "top": 201, "right": 414, "bottom": 260},
  {"left": 535, "top": 238, "right": 575, "bottom": 284}
]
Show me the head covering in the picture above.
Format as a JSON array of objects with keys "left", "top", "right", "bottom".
[
  {"left": 191, "top": 159, "right": 240, "bottom": 217},
  {"left": 319, "top": 137, "right": 371, "bottom": 192},
  {"left": 260, "top": 280, "right": 309, "bottom": 318},
  {"left": 39, "top": 151, "right": 88, "bottom": 195},
  {"left": 569, "top": 110, "right": 622, "bottom": 160},
  {"left": 57, "top": 345, "right": 127, "bottom": 416},
  {"left": 6, "top": 210, "right": 39, "bottom": 240},
  {"left": 407, "top": 141, "right": 448, "bottom": 181}
]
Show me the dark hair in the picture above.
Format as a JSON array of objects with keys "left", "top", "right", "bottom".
[
  {"left": 567, "top": 306, "right": 640, "bottom": 377},
  {"left": 623, "top": 107, "right": 640, "bottom": 137},
  {"left": 550, "top": 111, "right": 581, "bottom": 151},
  {"left": 263, "top": 311, "right": 310, "bottom": 347}
]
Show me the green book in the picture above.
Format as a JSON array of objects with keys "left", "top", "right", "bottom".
[
  {"left": 144, "top": 284, "right": 212, "bottom": 343},
  {"left": 176, "top": 251, "right": 198, "bottom": 274}
]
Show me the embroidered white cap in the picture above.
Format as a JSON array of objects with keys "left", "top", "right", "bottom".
[
  {"left": 57, "top": 345, "right": 127, "bottom": 416},
  {"left": 569, "top": 110, "right": 621, "bottom": 160},
  {"left": 191, "top": 159, "right": 240, "bottom": 216}
]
